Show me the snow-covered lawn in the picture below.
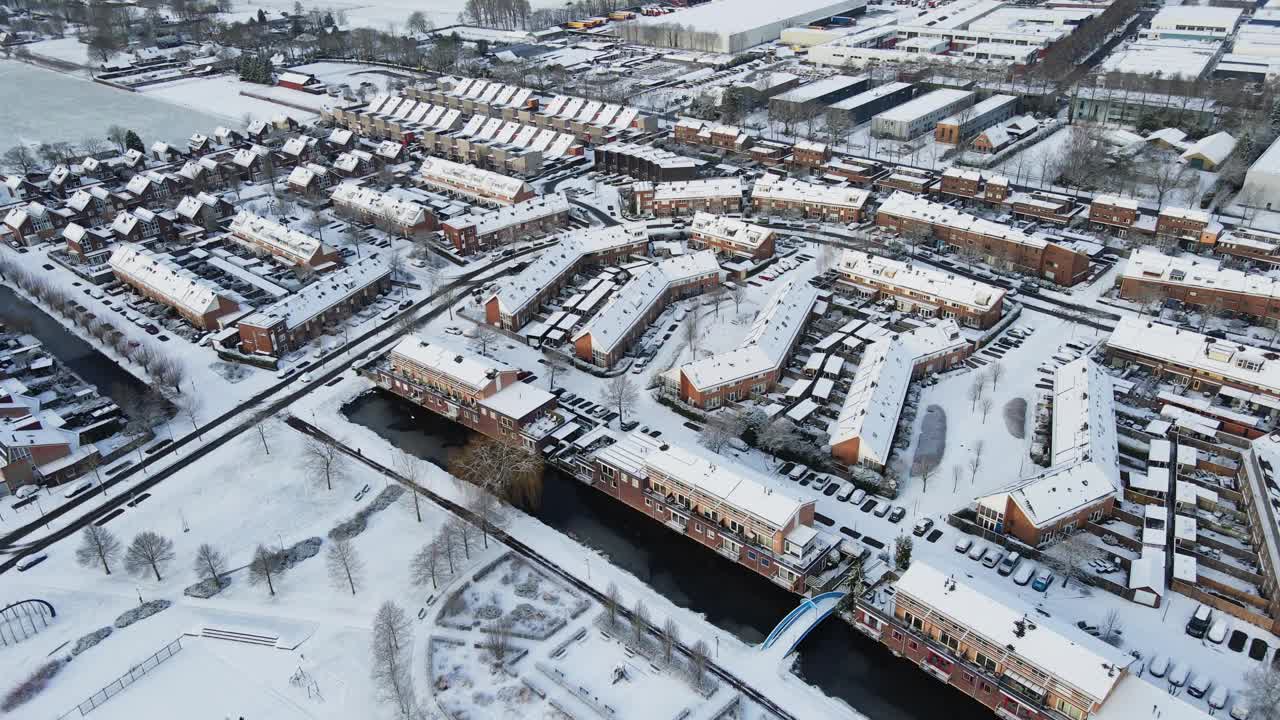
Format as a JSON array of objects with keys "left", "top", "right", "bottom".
[
  {"left": 0, "top": 60, "right": 229, "bottom": 155},
  {"left": 139, "top": 75, "right": 324, "bottom": 124}
]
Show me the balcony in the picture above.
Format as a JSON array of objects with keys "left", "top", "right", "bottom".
[{"left": 716, "top": 544, "right": 740, "bottom": 561}]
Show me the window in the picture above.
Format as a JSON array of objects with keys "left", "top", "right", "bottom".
[
  {"left": 892, "top": 630, "right": 903, "bottom": 641},
  {"left": 644, "top": 498, "right": 652, "bottom": 507},
  {"left": 760, "top": 557, "right": 770, "bottom": 567},
  {"left": 1055, "top": 699, "right": 1085, "bottom": 720},
  {"left": 909, "top": 641, "right": 919, "bottom": 651}
]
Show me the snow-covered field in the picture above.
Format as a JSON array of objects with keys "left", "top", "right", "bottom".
[
  {"left": 0, "top": 61, "right": 230, "bottom": 155},
  {"left": 139, "top": 75, "right": 325, "bottom": 125}
]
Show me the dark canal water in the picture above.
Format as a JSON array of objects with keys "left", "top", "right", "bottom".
[
  {"left": 344, "top": 389, "right": 994, "bottom": 720},
  {"left": 0, "top": 284, "right": 150, "bottom": 406}
]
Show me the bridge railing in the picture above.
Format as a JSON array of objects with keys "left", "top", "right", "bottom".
[
  {"left": 762, "top": 591, "right": 844, "bottom": 650},
  {"left": 56, "top": 636, "right": 183, "bottom": 718}
]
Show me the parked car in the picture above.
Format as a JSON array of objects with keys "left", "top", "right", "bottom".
[
  {"left": 15, "top": 484, "right": 39, "bottom": 499},
  {"left": 913, "top": 518, "right": 934, "bottom": 536},
  {"left": 997, "top": 551, "right": 1022, "bottom": 576},
  {"left": 888, "top": 506, "right": 906, "bottom": 523},
  {"left": 836, "top": 485, "right": 855, "bottom": 502},
  {"left": 968, "top": 542, "right": 987, "bottom": 561},
  {"left": 1188, "top": 673, "right": 1212, "bottom": 699},
  {"left": 1076, "top": 621, "right": 1100, "bottom": 637},
  {"left": 1230, "top": 701, "right": 1250, "bottom": 719},
  {"left": 848, "top": 488, "right": 866, "bottom": 505},
  {"left": 954, "top": 537, "right": 973, "bottom": 554},
  {"left": 64, "top": 479, "right": 93, "bottom": 499},
  {"left": 1148, "top": 654, "right": 1170, "bottom": 678},
  {"left": 15, "top": 553, "right": 48, "bottom": 572},
  {"left": 982, "top": 550, "right": 1004, "bottom": 569},
  {"left": 1031, "top": 569, "right": 1055, "bottom": 592},
  {"left": 1168, "top": 663, "right": 1190, "bottom": 687},
  {"left": 873, "top": 502, "right": 891, "bottom": 518},
  {"left": 1187, "top": 604, "right": 1214, "bottom": 639},
  {"left": 1013, "top": 563, "right": 1036, "bottom": 586},
  {"left": 1207, "top": 619, "right": 1228, "bottom": 645},
  {"left": 1208, "top": 687, "right": 1228, "bottom": 711}
]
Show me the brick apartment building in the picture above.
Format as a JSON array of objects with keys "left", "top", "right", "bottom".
[
  {"left": 108, "top": 244, "right": 239, "bottom": 330},
  {"left": 484, "top": 224, "right": 651, "bottom": 331},
  {"left": 228, "top": 211, "right": 343, "bottom": 271},
  {"left": 824, "top": 158, "right": 889, "bottom": 187},
  {"left": 368, "top": 337, "right": 556, "bottom": 448},
  {"left": 442, "top": 193, "right": 571, "bottom": 255},
  {"left": 1214, "top": 226, "right": 1280, "bottom": 269},
  {"left": 791, "top": 140, "right": 832, "bottom": 168},
  {"left": 1156, "top": 206, "right": 1221, "bottom": 248},
  {"left": 1119, "top": 248, "right": 1280, "bottom": 325},
  {"left": 750, "top": 174, "right": 869, "bottom": 223},
  {"left": 1105, "top": 317, "right": 1280, "bottom": 400},
  {"left": 236, "top": 257, "right": 392, "bottom": 358},
  {"left": 856, "top": 562, "right": 1130, "bottom": 720},
  {"left": 62, "top": 223, "right": 116, "bottom": 266},
  {"left": 1087, "top": 194, "right": 1150, "bottom": 238},
  {"left": 937, "top": 168, "right": 1011, "bottom": 207},
  {"left": 632, "top": 177, "right": 744, "bottom": 217},
  {"left": 874, "top": 192, "right": 1091, "bottom": 286},
  {"left": 677, "top": 279, "right": 819, "bottom": 409},
  {"left": 688, "top": 213, "right": 776, "bottom": 260},
  {"left": 418, "top": 157, "right": 536, "bottom": 206},
  {"left": 673, "top": 119, "right": 752, "bottom": 152},
  {"left": 0, "top": 424, "right": 98, "bottom": 493},
  {"left": 574, "top": 251, "right": 720, "bottom": 368},
  {"left": 836, "top": 250, "right": 1006, "bottom": 329},
  {"left": 933, "top": 94, "right": 1018, "bottom": 145},
  {"left": 329, "top": 184, "right": 436, "bottom": 238},
  {"left": 594, "top": 141, "right": 698, "bottom": 182},
  {"left": 975, "top": 463, "right": 1116, "bottom": 546},
  {"left": 877, "top": 167, "right": 939, "bottom": 196},
  {"left": 588, "top": 432, "right": 835, "bottom": 593},
  {"left": 1007, "top": 190, "right": 1080, "bottom": 226}
]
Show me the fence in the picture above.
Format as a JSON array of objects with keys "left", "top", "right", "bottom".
[{"left": 58, "top": 637, "right": 183, "bottom": 718}]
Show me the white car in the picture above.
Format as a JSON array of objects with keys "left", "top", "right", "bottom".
[
  {"left": 1208, "top": 687, "right": 1228, "bottom": 711},
  {"left": 300, "top": 374, "right": 313, "bottom": 383},
  {"left": 1168, "top": 663, "right": 1189, "bottom": 687},
  {"left": 1187, "top": 673, "right": 1212, "bottom": 699},
  {"left": 954, "top": 536, "right": 973, "bottom": 554},
  {"left": 1012, "top": 563, "right": 1036, "bottom": 586},
  {"left": 1231, "top": 702, "right": 1250, "bottom": 719},
  {"left": 1147, "top": 654, "right": 1169, "bottom": 678},
  {"left": 1207, "top": 618, "right": 1228, "bottom": 644},
  {"left": 15, "top": 553, "right": 47, "bottom": 571},
  {"left": 15, "top": 484, "right": 39, "bottom": 499}
]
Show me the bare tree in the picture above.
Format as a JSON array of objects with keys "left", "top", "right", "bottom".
[
  {"left": 661, "top": 617, "right": 680, "bottom": 665},
  {"left": 682, "top": 309, "right": 702, "bottom": 357},
  {"left": 410, "top": 541, "right": 442, "bottom": 590},
  {"left": 252, "top": 409, "right": 277, "bottom": 455},
  {"left": 450, "top": 435, "right": 544, "bottom": 509},
  {"left": 979, "top": 397, "right": 994, "bottom": 423},
  {"left": 689, "top": 639, "right": 710, "bottom": 691},
  {"left": 326, "top": 538, "right": 364, "bottom": 595},
  {"left": 601, "top": 374, "right": 638, "bottom": 425},
  {"left": 1098, "top": 609, "right": 1124, "bottom": 647},
  {"left": 393, "top": 451, "right": 423, "bottom": 523},
  {"left": 437, "top": 528, "right": 458, "bottom": 576},
  {"left": 968, "top": 376, "right": 985, "bottom": 411},
  {"left": 968, "top": 453, "right": 981, "bottom": 485},
  {"left": 759, "top": 418, "right": 800, "bottom": 466},
  {"left": 605, "top": 581, "right": 622, "bottom": 630},
  {"left": 1043, "top": 531, "right": 1101, "bottom": 588},
  {"left": 125, "top": 531, "right": 175, "bottom": 581},
  {"left": 952, "top": 464, "right": 963, "bottom": 492},
  {"left": 700, "top": 412, "right": 742, "bottom": 454},
  {"left": 467, "top": 485, "right": 501, "bottom": 549},
  {"left": 178, "top": 393, "right": 202, "bottom": 439},
  {"left": 193, "top": 543, "right": 227, "bottom": 587},
  {"left": 545, "top": 351, "right": 570, "bottom": 391},
  {"left": 630, "top": 600, "right": 651, "bottom": 649},
  {"left": 448, "top": 517, "right": 473, "bottom": 560},
  {"left": 303, "top": 435, "right": 348, "bottom": 491},
  {"left": 474, "top": 325, "right": 498, "bottom": 356},
  {"left": 482, "top": 618, "right": 514, "bottom": 664},
  {"left": 75, "top": 525, "right": 121, "bottom": 575},
  {"left": 248, "top": 544, "right": 285, "bottom": 596},
  {"left": 371, "top": 601, "right": 417, "bottom": 719},
  {"left": 1243, "top": 667, "right": 1280, "bottom": 720},
  {"left": 990, "top": 362, "right": 1005, "bottom": 390}
]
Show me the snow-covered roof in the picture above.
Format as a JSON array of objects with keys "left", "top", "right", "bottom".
[
  {"left": 228, "top": 211, "right": 329, "bottom": 263},
  {"left": 830, "top": 338, "right": 913, "bottom": 465},
  {"left": 688, "top": 213, "right": 774, "bottom": 251},
  {"left": 877, "top": 191, "right": 1049, "bottom": 249},
  {"left": 329, "top": 184, "right": 428, "bottom": 228},
  {"left": 895, "top": 561, "right": 1130, "bottom": 703},
  {"left": 838, "top": 250, "right": 1003, "bottom": 311},
  {"left": 1180, "top": 131, "right": 1236, "bottom": 166},
  {"left": 418, "top": 157, "right": 531, "bottom": 204},
  {"left": 443, "top": 193, "right": 568, "bottom": 236},
  {"left": 1051, "top": 358, "right": 1120, "bottom": 490},
  {"left": 680, "top": 278, "right": 820, "bottom": 391},
  {"left": 752, "top": 173, "right": 869, "bottom": 209},
  {"left": 982, "top": 460, "right": 1117, "bottom": 529},
  {"left": 478, "top": 381, "right": 555, "bottom": 420},
  {"left": 640, "top": 177, "right": 743, "bottom": 202},
  {"left": 239, "top": 256, "right": 390, "bottom": 330},
  {"left": 874, "top": 88, "right": 973, "bottom": 124},
  {"left": 575, "top": 251, "right": 720, "bottom": 357},
  {"left": 281, "top": 136, "right": 309, "bottom": 157},
  {"left": 109, "top": 244, "right": 227, "bottom": 317},
  {"left": 594, "top": 431, "right": 809, "bottom": 529},
  {"left": 489, "top": 224, "right": 649, "bottom": 319},
  {"left": 597, "top": 141, "right": 698, "bottom": 171},
  {"left": 774, "top": 74, "right": 867, "bottom": 104},
  {"left": 1149, "top": 5, "right": 1241, "bottom": 31},
  {"left": 328, "top": 128, "right": 353, "bottom": 145},
  {"left": 278, "top": 71, "right": 316, "bottom": 85},
  {"left": 389, "top": 336, "right": 512, "bottom": 391},
  {"left": 1123, "top": 247, "right": 1278, "bottom": 300},
  {"left": 125, "top": 174, "right": 152, "bottom": 196},
  {"left": 1245, "top": 433, "right": 1280, "bottom": 608}
]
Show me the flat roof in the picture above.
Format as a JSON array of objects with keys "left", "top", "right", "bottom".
[
  {"left": 631, "top": 0, "right": 866, "bottom": 39},
  {"left": 773, "top": 74, "right": 868, "bottom": 104},
  {"left": 874, "top": 89, "right": 973, "bottom": 124}
]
